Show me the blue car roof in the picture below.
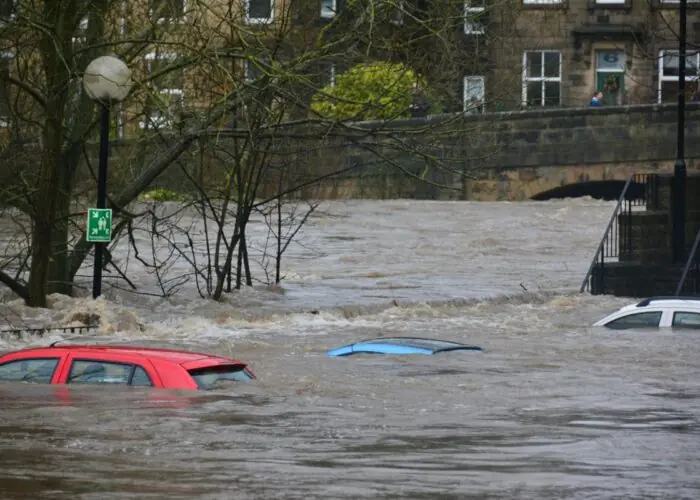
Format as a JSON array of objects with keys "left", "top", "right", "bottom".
[{"left": 326, "top": 337, "right": 483, "bottom": 357}]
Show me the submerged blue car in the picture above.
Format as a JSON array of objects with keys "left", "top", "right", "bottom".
[{"left": 326, "top": 337, "right": 483, "bottom": 357}]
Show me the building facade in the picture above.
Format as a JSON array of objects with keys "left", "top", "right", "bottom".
[
  {"left": 0, "top": 0, "right": 698, "bottom": 140},
  {"left": 467, "top": 0, "right": 700, "bottom": 112}
]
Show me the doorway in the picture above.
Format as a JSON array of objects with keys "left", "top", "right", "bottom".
[{"left": 596, "top": 50, "right": 626, "bottom": 105}]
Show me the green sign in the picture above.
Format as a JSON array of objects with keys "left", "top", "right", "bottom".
[{"left": 86, "top": 208, "right": 112, "bottom": 243}]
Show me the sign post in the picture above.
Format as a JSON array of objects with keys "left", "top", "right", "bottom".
[{"left": 86, "top": 208, "right": 112, "bottom": 243}]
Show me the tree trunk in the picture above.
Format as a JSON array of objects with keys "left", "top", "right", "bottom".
[
  {"left": 27, "top": 108, "right": 64, "bottom": 307},
  {"left": 47, "top": 166, "right": 73, "bottom": 296}
]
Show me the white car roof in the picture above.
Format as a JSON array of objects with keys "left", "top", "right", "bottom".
[
  {"left": 594, "top": 296, "right": 700, "bottom": 326},
  {"left": 633, "top": 296, "right": 700, "bottom": 309}
]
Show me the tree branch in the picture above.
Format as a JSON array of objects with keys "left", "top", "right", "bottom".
[
  {"left": 0, "top": 270, "right": 29, "bottom": 303},
  {"left": 6, "top": 76, "right": 46, "bottom": 110}
]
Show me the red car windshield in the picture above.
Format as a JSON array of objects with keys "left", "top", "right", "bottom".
[{"left": 188, "top": 365, "right": 254, "bottom": 390}]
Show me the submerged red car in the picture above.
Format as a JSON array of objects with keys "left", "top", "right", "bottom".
[{"left": 0, "top": 344, "right": 255, "bottom": 390}]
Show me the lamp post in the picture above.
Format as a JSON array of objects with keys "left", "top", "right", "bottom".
[
  {"left": 672, "top": 0, "right": 688, "bottom": 263},
  {"left": 82, "top": 55, "right": 133, "bottom": 299}
]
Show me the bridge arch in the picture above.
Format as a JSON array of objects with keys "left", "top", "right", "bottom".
[{"left": 530, "top": 179, "right": 646, "bottom": 201}]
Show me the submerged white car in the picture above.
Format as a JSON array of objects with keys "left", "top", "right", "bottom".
[{"left": 594, "top": 296, "right": 700, "bottom": 329}]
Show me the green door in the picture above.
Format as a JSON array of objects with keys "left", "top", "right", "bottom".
[{"left": 596, "top": 72, "right": 625, "bottom": 105}]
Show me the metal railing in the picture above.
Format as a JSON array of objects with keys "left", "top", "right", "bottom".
[
  {"left": 580, "top": 173, "right": 652, "bottom": 294},
  {"left": 0, "top": 324, "right": 96, "bottom": 341},
  {"left": 675, "top": 228, "right": 700, "bottom": 296}
]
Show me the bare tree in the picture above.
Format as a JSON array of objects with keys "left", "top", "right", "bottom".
[{"left": 0, "top": 0, "right": 507, "bottom": 305}]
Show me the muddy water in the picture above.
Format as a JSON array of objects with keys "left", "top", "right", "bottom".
[{"left": 1, "top": 200, "right": 699, "bottom": 499}]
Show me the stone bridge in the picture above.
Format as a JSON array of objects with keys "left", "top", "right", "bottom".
[{"left": 316, "top": 102, "right": 700, "bottom": 201}]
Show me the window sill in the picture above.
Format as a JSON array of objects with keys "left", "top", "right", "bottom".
[
  {"left": 587, "top": 0, "right": 631, "bottom": 10},
  {"left": 652, "top": 0, "right": 700, "bottom": 8},
  {"left": 245, "top": 17, "right": 274, "bottom": 25},
  {"left": 522, "top": 1, "right": 568, "bottom": 10}
]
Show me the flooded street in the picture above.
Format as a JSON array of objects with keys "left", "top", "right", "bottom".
[{"left": 1, "top": 199, "right": 699, "bottom": 499}]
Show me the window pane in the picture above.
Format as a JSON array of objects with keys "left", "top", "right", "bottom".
[
  {"left": 0, "top": 358, "right": 59, "bottom": 383},
  {"left": 659, "top": 80, "right": 698, "bottom": 103},
  {"left": 543, "top": 52, "right": 560, "bottom": 78},
  {"left": 605, "top": 311, "right": 663, "bottom": 329},
  {"left": 597, "top": 50, "right": 625, "bottom": 71},
  {"left": 661, "top": 81, "right": 678, "bottom": 103},
  {"left": 320, "top": 62, "right": 335, "bottom": 88},
  {"left": 68, "top": 360, "right": 133, "bottom": 385},
  {"left": 465, "top": 6, "right": 485, "bottom": 34},
  {"left": 526, "top": 81, "right": 542, "bottom": 106},
  {"left": 526, "top": 52, "right": 542, "bottom": 78},
  {"left": 464, "top": 76, "right": 485, "bottom": 113},
  {"left": 130, "top": 367, "right": 153, "bottom": 387},
  {"left": 321, "top": 0, "right": 335, "bottom": 17},
  {"left": 663, "top": 52, "right": 679, "bottom": 77},
  {"left": 687, "top": 54, "right": 699, "bottom": 77},
  {"left": 188, "top": 366, "right": 254, "bottom": 390},
  {"left": 249, "top": 0, "right": 272, "bottom": 18},
  {"left": 544, "top": 81, "right": 560, "bottom": 106},
  {"left": 672, "top": 311, "right": 700, "bottom": 328}
]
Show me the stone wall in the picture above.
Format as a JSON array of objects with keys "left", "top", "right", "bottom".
[
  {"left": 93, "top": 102, "right": 700, "bottom": 202},
  {"left": 304, "top": 102, "right": 700, "bottom": 200}
]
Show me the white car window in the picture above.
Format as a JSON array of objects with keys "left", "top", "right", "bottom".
[
  {"left": 605, "top": 311, "right": 663, "bottom": 329},
  {"left": 672, "top": 311, "right": 700, "bottom": 329}
]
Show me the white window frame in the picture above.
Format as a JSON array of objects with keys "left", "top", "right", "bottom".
[
  {"left": 245, "top": 0, "right": 275, "bottom": 24},
  {"left": 140, "top": 52, "right": 184, "bottom": 130},
  {"left": 149, "top": 0, "right": 186, "bottom": 24},
  {"left": 325, "top": 63, "right": 336, "bottom": 88},
  {"left": 463, "top": 75, "right": 485, "bottom": 114},
  {"left": 521, "top": 50, "right": 562, "bottom": 107},
  {"left": 0, "top": 51, "right": 12, "bottom": 127},
  {"left": 659, "top": 0, "right": 700, "bottom": 3},
  {"left": 321, "top": 0, "right": 336, "bottom": 18},
  {"left": 522, "top": 0, "right": 563, "bottom": 4},
  {"left": 595, "top": 0, "right": 624, "bottom": 3},
  {"left": 464, "top": 0, "right": 485, "bottom": 35},
  {"left": 114, "top": 110, "right": 125, "bottom": 140},
  {"left": 658, "top": 50, "right": 700, "bottom": 103}
]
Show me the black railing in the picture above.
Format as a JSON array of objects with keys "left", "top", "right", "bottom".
[
  {"left": 0, "top": 324, "right": 96, "bottom": 341},
  {"left": 580, "top": 173, "right": 653, "bottom": 294},
  {"left": 675, "top": 228, "right": 700, "bottom": 296}
]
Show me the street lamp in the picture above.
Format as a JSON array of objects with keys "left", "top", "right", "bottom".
[
  {"left": 673, "top": 0, "right": 688, "bottom": 263},
  {"left": 82, "top": 55, "right": 133, "bottom": 299}
]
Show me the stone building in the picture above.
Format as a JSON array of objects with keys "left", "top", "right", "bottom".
[
  {"left": 0, "top": 0, "right": 697, "bottom": 136},
  {"left": 467, "top": 0, "right": 700, "bottom": 111}
]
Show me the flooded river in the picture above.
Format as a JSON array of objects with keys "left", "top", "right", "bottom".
[{"left": 1, "top": 199, "right": 699, "bottom": 499}]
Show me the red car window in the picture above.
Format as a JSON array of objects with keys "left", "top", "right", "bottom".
[
  {"left": 188, "top": 365, "right": 255, "bottom": 390},
  {"left": 0, "top": 357, "right": 60, "bottom": 384},
  {"left": 67, "top": 359, "right": 153, "bottom": 387}
]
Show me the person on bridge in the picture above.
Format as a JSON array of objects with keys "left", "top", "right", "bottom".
[{"left": 590, "top": 91, "right": 604, "bottom": 107}]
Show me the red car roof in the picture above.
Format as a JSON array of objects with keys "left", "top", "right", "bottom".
[{"left": 6, "top": 345, "right": 238, "bottom": 366}]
